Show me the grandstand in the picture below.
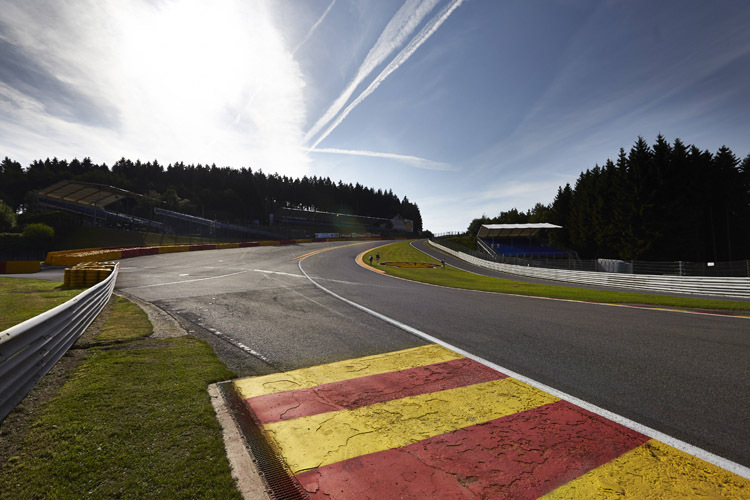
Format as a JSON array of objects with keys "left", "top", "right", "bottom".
[
  {"left": 35, "top": 180, "right": 412, "bottom": 241},
  {"left": 477, "top": 223, "right": 568, "bottom": 258},
  {"left": 275, "top": 207, "right": 413, "bottom": 235},
  {"left": 153, "top": 207, "right": 281, "bottom": 239},
  {"left": 37, "top": 180, "right": 163, "bottom": 232}
]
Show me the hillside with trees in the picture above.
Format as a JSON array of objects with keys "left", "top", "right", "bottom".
[
  {"left": 467, "top": 135, "right": 750, "bottom": 262},
  {"left": 0, "top": 157, "right": 423, "bottom": 234}
]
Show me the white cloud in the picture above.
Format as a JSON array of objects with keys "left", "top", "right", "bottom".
[{"left": 0, "top": 0, "right": 309, "bottom": 175}]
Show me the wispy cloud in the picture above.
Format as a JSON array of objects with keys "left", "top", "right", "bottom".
[
  {"left": 308, "top": 147, "right": 455, "bottom": 171},
  {"left": 303, "top": 0, "right": 441, "bottom": 145},
  {"left": 292, "top": 0, "right": 337, "bottom": 55},
  {"left": 309, "top": 0, "right": 463, "bottom": 150},
  {"left": 0, "top": 0, "right": 309, "bottom": 176}
]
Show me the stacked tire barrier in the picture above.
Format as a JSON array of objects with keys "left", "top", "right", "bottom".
[
  {"left": 429, "top": 240, "right": 750, "bottom": 299},
  {"left": 64, "top": 262, "right": 117, "bottom": 288},
  {"left": 0, "top": 263, "right": 119, "bottom": 423}
]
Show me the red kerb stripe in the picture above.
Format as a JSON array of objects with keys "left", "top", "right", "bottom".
[
  {"left": 297, "top": 400, "right": 649, "bottom": 500},
  {"left": 246, "top": 358, "right": 505, "bottom": 424}
]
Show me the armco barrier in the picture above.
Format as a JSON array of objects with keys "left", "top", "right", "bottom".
[
  {"left": 119, "top": 247, "right": 160, "bottom": 259},
  {"left": 0, "top": 263, "right": 119, "bottom": 423},
  {"left": 189, "top": 244, "right": 216, "bottom": 251},
  {"left": 157, "top": 245, "right": 190, "bottom": 254},
  {"left": 0, "top": 261, "right": 41, "bottom": 274},
  {"left": 429, "top": 240, "right": 750, "bottom": 299},
  {"left": 45, "top": 237, "right": 405, "bottom": 266}
]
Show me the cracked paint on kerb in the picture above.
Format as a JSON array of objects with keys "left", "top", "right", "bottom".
[{"left": 232, "top": 344, "right": 750, "bottom": 499}]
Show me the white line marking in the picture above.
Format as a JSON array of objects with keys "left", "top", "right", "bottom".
[
  {"left": 253, "top": 269, "right": 305, "bottom": 278},
  {"left": 297, "top": 258, "right": 750, "bottom": 479},
  {"left": 254, "top": 268, "right": 366, "bottom": 286},
  {"left": 121, "top": 270, "right": 250, "bottom": 289},
  {"left": 209, "top": 328, "right": 272, "bottom": 363}
]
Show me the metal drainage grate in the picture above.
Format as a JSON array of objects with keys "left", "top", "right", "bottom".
[{"left": 218, "top": 382, "right": 310, "bottom": 500}]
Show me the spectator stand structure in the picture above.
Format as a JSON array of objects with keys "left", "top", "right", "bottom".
[
  {"left": 477, "top": 223, "right": 568, "bottom": 259},
  {"left": 37, "top": 180, "right": 163, "bottom": 232},
  {"left": 275, "top": 207, "right": 414, "bottom": 236},
  {"left": 153, "top": 207, "right": 286, "bottom": 241}
]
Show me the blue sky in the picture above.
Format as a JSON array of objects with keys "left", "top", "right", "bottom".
[{"left": 1, "top": 0, "right": 749, "bottom": 232}]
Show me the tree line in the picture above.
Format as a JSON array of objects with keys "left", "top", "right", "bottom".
[
  {"left": 0, "top": 157, "right": 423, "bottom": 233},
  {"left": 467, "top": 135, "right": 750, "bottom": 262}
]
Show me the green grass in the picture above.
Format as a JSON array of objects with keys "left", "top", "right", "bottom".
[
  {"left": 0, "top": 298, "right": 240, "bottom": 500},
  {"left": 443, "top": 235, "right": 476, "bottom": 251},
  {"left": 0, "top": 278, "right": 81, "bottom": 331},
  {"left": 95, "top": 296, "right": 153, "bottom": 344},
  {"left": 364, "top": 240, "right": 750, "bottom": 312}
]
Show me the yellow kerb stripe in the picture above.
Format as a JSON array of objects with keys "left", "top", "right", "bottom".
[
  {"left": 542, "top": 439, "right": 750, "bottom": 499},
  {"left": 265, "top": 377, "right": 558, "bottom": 473},
  {"left": 234, "top": 344, "right": 461, "bottom": 400}
]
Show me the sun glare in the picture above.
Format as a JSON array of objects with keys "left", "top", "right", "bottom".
[{"left": 116, "top": 0, "right": 308, "bottom": 174}]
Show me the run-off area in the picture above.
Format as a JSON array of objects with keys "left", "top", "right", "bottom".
[{"left": 230, "top": 344, "right": 749, "bottom": 499}]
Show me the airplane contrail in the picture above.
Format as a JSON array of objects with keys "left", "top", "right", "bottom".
[
  {"left": 293, "top": 0, "right": 337, "bottom": 55},
  {"left": 308, "top": 147, "right": 455, "bottom": 171},
  {"left": 309, "top": 0, "right": 464, "bottom": 150},
  {"left": 303, "top": 0, "right": 441, "bottom": 145}
]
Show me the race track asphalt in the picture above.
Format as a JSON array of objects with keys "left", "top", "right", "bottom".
[{"left": 115, "top": 240, "right": 750, "bottom": 468}]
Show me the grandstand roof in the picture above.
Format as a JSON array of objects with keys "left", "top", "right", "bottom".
[
  {"left": 477, "top": 223, "right": 562, "bottom": 238},
  {"left": 38, "top": 180, "right": 159, "bottom": 207}
]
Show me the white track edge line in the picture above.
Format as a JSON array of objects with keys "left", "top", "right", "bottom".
[{"left": 298, "top": 258, "right": 750, "bottom": 479}]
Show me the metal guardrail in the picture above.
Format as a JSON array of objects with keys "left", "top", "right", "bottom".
[
  {"left": 0, "top": 263, "right": 119, "bottom": 423},
  {"left": 437, "top": 235, "right": 750, "bottom": 277},
  {"left": 429, "top": 240, "right": 750, "bottom": 299}
]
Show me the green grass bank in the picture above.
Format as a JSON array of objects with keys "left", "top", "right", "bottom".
[
  {"left": 0, "top": 295, "right": 240, "bottom": 499},
  {"left": 0, "top": 278, "right": 81, "bottom": 331},
  {"left": 364, "top": 240, "right": 750, "bottom": 312}
]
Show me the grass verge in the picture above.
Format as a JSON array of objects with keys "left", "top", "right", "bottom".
[
  {"left": 0, "top": 296, "right": 240, "bottom": 500},
  {"left": 95, "top": 296, "right": 153, "bottom": 344},
  {"left": 0, "top": 278, "right": 81, "bottom": 331},
  {"left": 364, "top": 240, "right": 750, "bottom": 312}
]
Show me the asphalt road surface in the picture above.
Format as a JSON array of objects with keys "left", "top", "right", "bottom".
[{"left": 115, "top": 240, "right": 750, "bottom": 468}]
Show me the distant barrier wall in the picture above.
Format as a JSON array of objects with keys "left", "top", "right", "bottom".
[
  {"left": 46, "top": 237, "right": 399, "bottom": 266},
  {"left": 429, "top": 240, "right": 750, "bottom": 299},
  {"left": 0, "top": 261, "right": 41, "bottom": 274}
]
